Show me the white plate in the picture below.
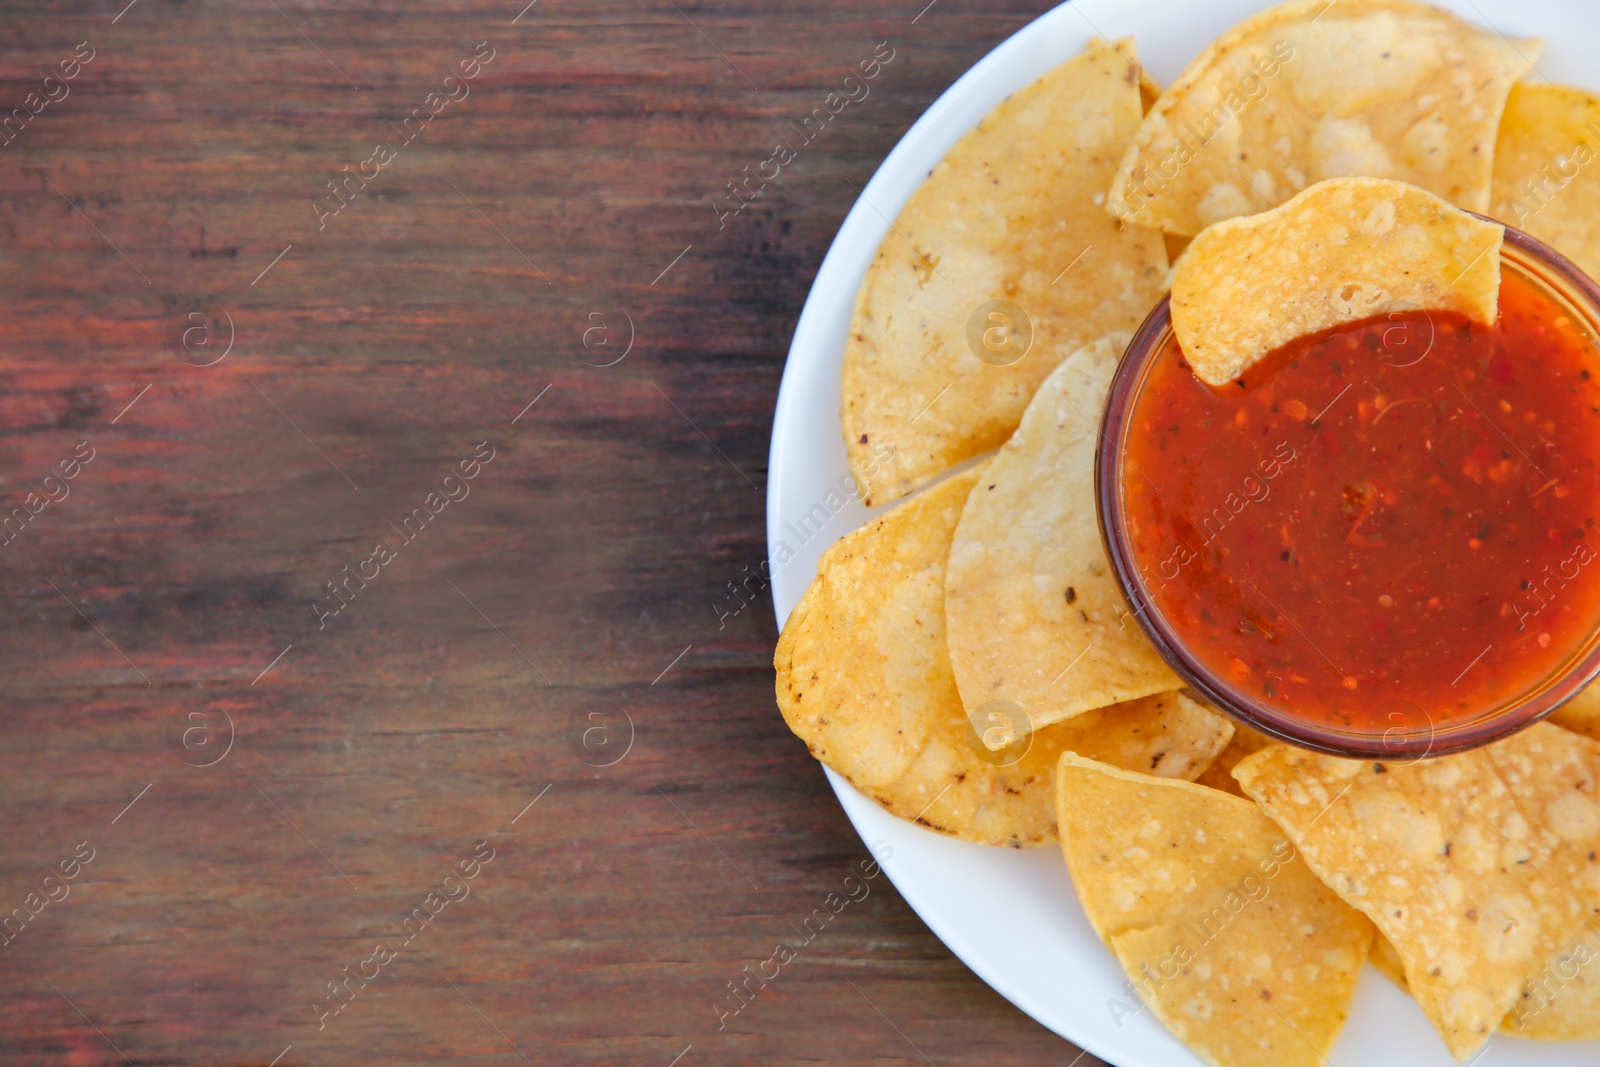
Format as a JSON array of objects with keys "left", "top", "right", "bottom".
[{"left": 767, "top": 1, "right": 1600, "bottom": 1063}]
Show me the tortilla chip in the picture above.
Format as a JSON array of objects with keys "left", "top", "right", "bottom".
[
  {"left": 1551, "top": 676, "right": 1600, "bottom": 741},
  {"left": 773, "top": 469, "right": 1233, "bottom": 847},
  {"left": 1055, "top": 692, "right": 1233, "bottom": 783},
  {"left": 945, "top": 337, "right": 1182, "bottom": 729},
  {"left": 1108, "top": 0, "right": 1539, "bottom": 236},
  {"left": 1056, "top": 754, "right": 1373, "bottom": 1067},
  {"left": 1491, "top": 83, "right": 1600, "bottom": 283},
  {"left": 1371, "top": 932, "right": 1411, "bottom": 992},
  {"left": 1499, "top": 725, "right": 1600, "bottom": 1042},
  {"left": 1502, "top": 923, "right": 1600, "bottom": 1040},
  {"left": 1172, "top": 177, "right": 1503, "bottom": 386},
  {"left": 842, "top": 37, "right": 1167, "bottom": 505},
  {"left": 1235, "top": 724, "right": 1600, "bottom": 1060},
  {"left": 1139, "top": 64, "right": 1162, "bottom": 116},
  {"left": 1363, "top": 931, "right": 1600, "bottom": 1041},
  {"left": 1194, "top": 721, "right": 1276, "bottom": 797}
]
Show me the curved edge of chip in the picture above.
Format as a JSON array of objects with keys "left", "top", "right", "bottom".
[
  {"left": 1054, "top": 750, "right": 1373, "bottom": 1067},
  {"left": 944, "top": 333, "right": 1183, "bottom": 729},
  {"left": 1107, "top": 0, "right": 1326, "bottom": 228},
  {"left": 841, "top": 35, "right": 1163, "bottom": 507},
  {"left": 1492, "top": 82, "right": 1600, "bottom": 285},
  {"left": 1171, "top": 176, "right": 1503, "bottom": 387},
  {"left": 1107, "top": 0, "right": 1541, "bottom": 235}
]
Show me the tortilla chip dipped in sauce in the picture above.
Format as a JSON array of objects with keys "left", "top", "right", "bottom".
[
  {"left": 1105, "top": 176, "right": 1600, "bottom": 751},
  {"left": 1172, "top": 177, "right": 1504, "bottom": 388}
]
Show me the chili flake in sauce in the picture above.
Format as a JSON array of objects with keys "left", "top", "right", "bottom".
[{"left": 1123, "top": 272, "right": 1600, "bottom": 731}]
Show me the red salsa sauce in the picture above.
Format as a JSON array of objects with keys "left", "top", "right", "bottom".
[{"left": 1123, "top": 272, "right": 1600, "bottom": 732}]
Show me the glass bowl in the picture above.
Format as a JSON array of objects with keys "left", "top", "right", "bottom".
[{"left": 1096, "top": 222, "right": 1600, "bottom": 759}]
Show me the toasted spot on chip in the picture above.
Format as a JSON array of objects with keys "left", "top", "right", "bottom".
[
  {"left": 1107, "top": 0, "right": 1539, "bottom": 236},
  {"left": 1491, "top": 82, "right": 1600, "bottom": 284},
  {"left": 842, "top": 37, "right": 1166, "bottom": 505},
  {"left": 773, "top": 468, "right": 1233, "bottom": 848},
  {"left": 1235, "top": 724, "right": 1600, "bottom": 1060},
  {"left": 1171, "top": 177, "right": 1503, "bottom": 386},
  {"left": 1056, "top": 754, "right": 1373, "bottom": 1067},
  {"left": 945, "top": 336, "right": 1182, "bottom": 729}
]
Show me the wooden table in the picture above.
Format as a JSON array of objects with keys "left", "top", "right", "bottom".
[{"left": 0, "top": 1, "right": 1105, "bottom": 1063}]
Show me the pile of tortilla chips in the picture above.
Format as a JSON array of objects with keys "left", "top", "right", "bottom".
[{"left": 778, "top": 1, "right": 1600, "bottom": 1063}]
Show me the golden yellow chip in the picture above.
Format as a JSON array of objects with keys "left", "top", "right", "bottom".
[
  {"left": 1108, "top": 0, "right": 1539, "bottom": 236},
  {"left": 1492, "top": 83, "right": 1600, "bottom": 283},
  {"left": 1551, "top": 677, "right": 1600, "bottom": 742},
  {"left": 1499, "top": 723, "right": 1600, "bottom": 1042},
  {"left": 1138, "top": 63, "right": 1162, "bottom": 115},
  {"left": 1364, "top": 924, "right": 1600, "bottom": 1038},
  {"left": 842, "top": 37, "right": 1166, "bottom": 505},
  {"left": 1358, "top": 929, "right": 1600, "bottom": 1041},
  {"left": 1172, "top": 177, "right": 1503, "bottom": 386},
  {"left": 773, "top": 469, "right": 1233, "bottom": 847},
  {"left": 1235, "top": 725, "right": 1600, "bottom": 1060},
  {"left": 1371, "top": 932, "right": 1410, "bottom": 992},
  {"left": 1503, "top": 923, "right": 1600, "bottom": 1040},
  {"left": 1194, "top": 720, "right": 1276, "bottom": 798},
  {"left": 1056, "top": 753, "right": 1373, "bottom": 1067},
  {"left": 1053, "top": 692, "right": 1233, "bottom": 783},
  {"left": 945, "top": 336, "right": 1182, "bottom": 729}
]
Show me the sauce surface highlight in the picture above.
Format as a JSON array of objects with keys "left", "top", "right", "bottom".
[{"left": 1123, "top": 273, "right": 1600, "bottom": 731}]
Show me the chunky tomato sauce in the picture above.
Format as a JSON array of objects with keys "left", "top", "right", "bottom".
[{"left": 1124, "top": 273, "right": 1600, "bottom": 731}]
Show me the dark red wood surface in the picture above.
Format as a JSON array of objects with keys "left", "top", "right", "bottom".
[{"left": 0, "top": 1, "right": 1107, "bottom": 1064}]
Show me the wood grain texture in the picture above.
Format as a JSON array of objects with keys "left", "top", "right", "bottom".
[{"left": 0, "top": 1, "right": 1108, "bottom": 1064}]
